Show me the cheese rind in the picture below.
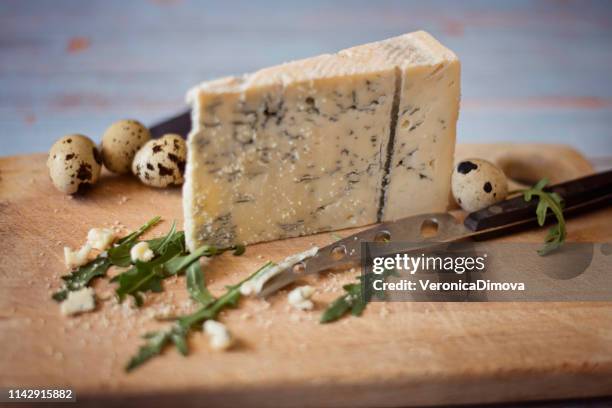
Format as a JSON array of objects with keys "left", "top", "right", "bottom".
[{"left": 184, "top": 31, "right": 459, "bottom": 250}]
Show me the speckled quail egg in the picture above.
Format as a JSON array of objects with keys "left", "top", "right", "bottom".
[
  {"left": 47, "top": 134, "right": 102, "bottom": 194},
  {"left": 132, "top": 133, "right": 187, "bottom": 188},
  {"left": 101, "top": 119, "right": 151, "bottom": 174},
  {"left": 452, "top": 159, "right": 508, "bottom": 212}
]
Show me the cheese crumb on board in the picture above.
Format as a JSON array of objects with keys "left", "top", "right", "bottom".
[
  {"left": 60, "top": 287, "right": 95, "bottom": 316},
  {"left": 86, "top": 228, "right": 116, "bottom": 251},
  {"left": 130, "top": 241, "right": 154, "bottom": 263},
  {"left": 183, "top": 30, "right": 460, "bottom": 250},
  {"left": 203, "top": 320, "right": 233, "bottom": 351},
  {"left": 379, "top": 305, "right": 390, "bottom": 317},
  {"left": 64, "top": 244, "right": 92, "bottom": 269},
  {"left": 288, "top": 285, "right": 315, "bottom": 310},
  {"left": 240, "top": 247, "right": 318, "bottom": 296}
]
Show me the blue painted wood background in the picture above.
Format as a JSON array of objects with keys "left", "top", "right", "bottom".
[{"left": 1, "top": 0, "right": 611, "bottom": 158}]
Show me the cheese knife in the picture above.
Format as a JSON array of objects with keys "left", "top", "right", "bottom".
[
  {"left": 150, "top": 109, "right": 191, "bottom": 139},
  {"left": 257, "top": 169, "right": 612, "bottom": 298}
]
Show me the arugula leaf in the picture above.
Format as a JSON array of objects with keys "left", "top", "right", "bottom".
[
  {"left": 522, "top": 178, "right": 567, "bottom": 256},
  {"left": 320, "top": 268, "right": 395, "bottom": 324},
  {"left": 107, "top": 246, "right": 136, "bottom": 268},
  {"left": 112, "top": 244, "right": 185, "bottom": 305},
  {"left": 163, "top": 245, "right": 216, "bottom": 275},
  {"left": 320, "top": 282, "right": 363, "bottom": 323},
  {"left": 108, "top": 216, "right": 162, "bottom": 266},
  {"left": 319, "top": 289, "right": 353, "bottom": 323},
  {"left": 52, "top": 258, "right": 112, "bottom": 301},
  {"left": 170, "top": 329, "right": 189, "bottom": 356},
  {"left": 112, "top": 238, "right": 243, "bottom": 306},
  {"left": 147, "top": 221, "right": 176, "bottom": 250},
  {"left": 164, "top": 243, "right": 244, "bottom": 275},
  {"left": 126, "top": 262, "right": 272, "bottom": 372},
  {"left": 111, "top": 224, "right": 203, "bottom": 305},
  {"left": 147, "top": 222, "right": 185, "bottom": 256},
  {"left": 114, "top": 263, "right": 165, "bottom": 306},
  {"left": 186, "top": 261, "right": 215, "bottom": 307},
  {"left": 116, "top": 216, "right": 161, "bottom": 246},
  {"left": 176, "top": 262, "right": 273, "bottom": 331},
  {"left": 126, "top": 328, "right": 182, "bottom": 371}
]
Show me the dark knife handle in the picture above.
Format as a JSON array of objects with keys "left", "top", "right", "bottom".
[
  {"left": 149, "top": 109, "right": 191, "bottom": 139},
  {"left": 464, "top": 169, "right": 612, "bottom": 231}
]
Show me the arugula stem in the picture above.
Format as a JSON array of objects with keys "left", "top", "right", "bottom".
[
  {"left": 116, "top": 216, "right": 162, "bottom": 246},
  {"left": 522, "top": 178, "right": 567, "bottom": 255},
  {"left": 126, "top": 262, "right": 271, "bottom": 371}
]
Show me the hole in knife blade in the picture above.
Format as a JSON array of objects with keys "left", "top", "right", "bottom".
[
  {"left": 292, "top": 262, "right": 305, "bottom": 274},
  {"left": 374, "top": 230, "right": 391, "bottom": 242},
  {"left": 331, "top": 245, "right": 347, "bottom": 260},
  {"left": 420, "top": 218, "right": 439, "bottom": 238}
]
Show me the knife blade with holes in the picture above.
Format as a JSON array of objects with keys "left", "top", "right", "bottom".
[{"left": 257, "top": 170, "right": 612, "bottom": 298}]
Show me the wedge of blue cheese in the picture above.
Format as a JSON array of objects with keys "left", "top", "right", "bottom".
[{"left": 184, "top": 31, "right": 460, "bottom": 250}]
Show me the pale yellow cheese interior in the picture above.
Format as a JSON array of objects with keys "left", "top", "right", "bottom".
[{"left": 184, "top": 31, "right": 460, "bottom": 250}]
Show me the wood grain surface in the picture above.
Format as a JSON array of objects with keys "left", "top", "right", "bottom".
[
  {"left": 1, "top": 0, "right": 611, "bottom": 158},
  {"left": 1, "top": 144, "right": 611, "bottom": 407}
]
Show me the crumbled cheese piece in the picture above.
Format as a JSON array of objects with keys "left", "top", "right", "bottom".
[
  {"left": 64, "top": 244, "right": 92, "bottom": 269},
  {"left": 203, "top": 320, "right": 233, "bottom": 351},
  {"left": 379, "top": 305, "right": 390, "bottom": 317},
  {"left": 130, "top": 241, "right": 154, "bottom": 263},
  {"left": 288, "top": 285, "right": 315, "bottom": 310},
  {"left": 60, "top": 287, "right": 95, "bottom": 316},
  {"left": 240, "top": 247, "right": 318, "bottom": 296},
  {"left": 152, "top": 304, "right": 175, "bottom": 320},
  {"left": 87, "top": 228, "right": 116, "bottom": 251}
]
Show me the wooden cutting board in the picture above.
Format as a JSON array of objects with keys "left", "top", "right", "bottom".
[{"left": 1, "top": 144, "right": 611, "bottom": 407}]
